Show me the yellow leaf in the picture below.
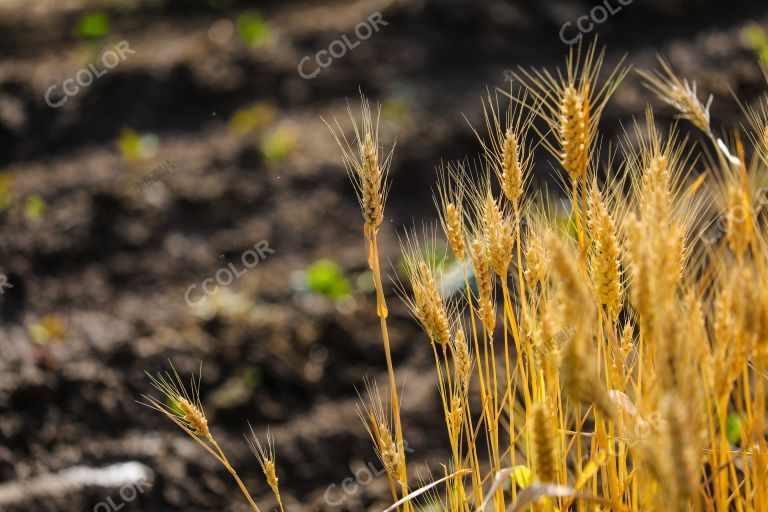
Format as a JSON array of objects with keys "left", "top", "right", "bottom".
[
  {"left": 574, "top": 450, "right": 607, "bottom": 490},
  {"left": 511, "top": 465, "right": 533, "bottom": 489}
]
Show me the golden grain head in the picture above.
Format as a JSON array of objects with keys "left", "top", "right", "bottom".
[
  {"left": 546, "top": 231, "right": 589, "bottom": 314},
  {"left": 360, "top": 130, "right": 385, "bottom": 229},
  {"left": 452, "top": 328, "right": 471, "bottom": 390},
  {"left": 559, "top": 85, "right": 589, "bottom": 180},
  {"left": 448, "top": 394, "right": 464, "bottom": 436},
  {"left": 624, "top": 215, "right": 655, "bottom": 322},
  {"left": 530, "top": 403, "right": 556, "bottom": 483},
  {"left": 410, "top": 261, "right": 451, "bottom": 346},
  {"left": 501, "top": 128, "right": 523, "bottom": 205},
  {"left": 619, "top": 322, "right": 634, "bottom": 360},
  {"left": 377, "top": 421, "right": 400, "bottom": 477},
  {"left": 483, "top": 194, "right": 514, "bottom": 277},
  {"left": 640, "top": 152, "right": 674, "bottom": 229},
  {"left": 247, "top": 426, "right": 282, "bottom": 506},
  {"left": 178, "top": 397, "right": 210, "bottom": 437},
  {"left": 326, "top": 97, "right": 392, "bottom": 232},
  {"left": 470, "top": 237, "right": 496, "bottom": 333},
  {"left": 658, "top": 397, "right": 700, "bottom": 511},
  {"left": 587, "top": 183, "right": 622, "bottom": 316},
  {"left": 144, "top": 366, "right": 211, "bottom": 439},
  {"left": 444, "top": 202, "right": 466, "bottom": 261},
  {"left": 524, "top": 232, "right": 549, "bottom": 289},
  {"left": 640, "top": 59, "right": 712, "bottom": 134},
  {"left": 470, "top": 238, "right": 493, "bottom": 300},
  {"left": 400, "top": 231, "right": 453, "bottom": 346}
]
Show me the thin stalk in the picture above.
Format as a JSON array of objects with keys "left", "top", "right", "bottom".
[
  {"left": 209, "top": 437, "right": 261, "bottom": 512},
  {"left": 367, "top": 229, "right": 409, "bottom": 508}
]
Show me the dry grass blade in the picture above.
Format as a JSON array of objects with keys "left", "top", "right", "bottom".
[
  {"left": 380, "top": 469, "right": 472, "bottom": 512},
  {"left": 475, "top": 466, "right": 527, "bottom": 512}
]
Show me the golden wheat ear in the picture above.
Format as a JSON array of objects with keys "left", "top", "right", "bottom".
[
  {"left": 356, "top": 379, "right": 404, "bottom": 499},
  {"left": 638, "top": 57, "right": 712, "bottom": 135},
  {"left": 396, "top": 225, "right": 456, "bottom": 348},
  {"left": 469, "top": 88, "right": 537, "bottom": 211},
  {"left": 323, "top": 94, "right": 394, "bottom": 233},
  {"left": 141, "top": 363, "right": 262, "bottom": 512},
  {"left": 434, "top": 160, "right": 467, "bottom": 262},
  {"left": 510, "top": 39, "right": 629, "bottom": 180},
  {"left": 142, "top": 362, "right": 212, "bottom": 441},
  {"left": 247, "top": 425, "right": 284, "bottom": 512},
  {"left": 586, "top": 179, "right": 623, "bottom": 317}
]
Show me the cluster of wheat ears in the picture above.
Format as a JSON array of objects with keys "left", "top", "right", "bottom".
[{"left": 142, "top": 42, "right": 768, "bottom": 511}]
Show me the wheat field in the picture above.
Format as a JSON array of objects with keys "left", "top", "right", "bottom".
[{"left": 145, "top": 40, "right": 768, "bottom": 512}]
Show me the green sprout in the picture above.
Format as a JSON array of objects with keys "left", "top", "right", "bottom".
[
  {"left": 74, "top": 12, "right": 110, "bottom": 40},
  {"left": 742, "top": 23, "right": 768, "bottom": 69},
  {"left": 229, "top": 101, "right": 277, "bottom": 136},
  {"left": 24, "top": 195, "right": 47, "bottom": 220},
  {"left": 306, "top": 260, "right": 351, "bottom": 299},
  {"left": 260, "top": 123, "right": 297, "bottom": 165},
  {"left": 117, "top": 128, "right": 159, "bottom": 160},
  {"left": 236, "top": 10, "right": 270, "bottom": 46}
]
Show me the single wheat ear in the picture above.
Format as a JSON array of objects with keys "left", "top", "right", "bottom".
[
  {"left": 247, "top": 426, "right": 285, "bottom": 512},
  {"left": 529, "top": 403, "right": 556, "bottom": 484},
  {"left": 357, "top": 379, "right": 403, "bottom": 488},
  {"left": 524, "top": 231, "right": 549, "bottom": 289},
  {"left": 470, "top": 237, "right": 496, "bottom": 333},
  {"left": 586, "top": 180, "right": 622, "bottom": 317},
  {"left": 452, "top": 328, "right": 472, "bottom": 391},
  {"left": 639, "top": 58, "right": 712, "bottom": 135},
  {"left": 324, "top": 95, "right": 393, "bottom": 233},
  {"left": 142, "top": 364, "right": 261, "bottom": 512},
  {"left": 399, "top": 228, "right": 452, "bottom": 347},
  {"left": 473, "top": 88, "right": 536, "bottom": 210},
  {"left": 511, "top": 40, "right": 629, "bottom": 181},
  {"left": 482, "top": 192, "right": 514, "bottom": 278},
  {"left": 143, "top": 363, "right": 210, "bottom": 439},
  {"left": 435, "top": 161, "right": 467, "bottom": 262}
]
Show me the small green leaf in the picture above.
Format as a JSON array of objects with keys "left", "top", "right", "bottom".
[
  {"left": 166, "top": 397, "right": 184, "bottom": 417},
  {"left": 306, "top": 260, "right": 351, "bottom": 299},
  {"left": 229, "top": 102, "right": 277, "bottom": 135},
  {"left": 726, "top": 413, "right": 742, "bottom": 445},
  {"left": 260, "top": 124, "right": 297, "bottom": 165},
  {"left": 742, "top": 23, "right": 768, "bottom": 68},
  {"left": 75, "top": 12, "right": 110, "bottom": 40},
  {"left": 24, "top": 195, "right": 47, "bottom": 220},
  {"left": 240, "top": 367, "right": 261, "bottom": 389},
  {"left": 236, "top": 10, "right": 270, "bottom": 46}
]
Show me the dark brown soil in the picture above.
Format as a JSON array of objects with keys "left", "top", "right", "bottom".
[{"left": 1, "top": 0, "right": 767, "bottom": 510}]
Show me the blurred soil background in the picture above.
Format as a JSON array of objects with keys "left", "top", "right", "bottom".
[{"left": 1, "top": 0, "right": 768, "bottom": 510}]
